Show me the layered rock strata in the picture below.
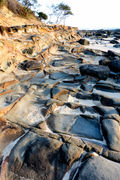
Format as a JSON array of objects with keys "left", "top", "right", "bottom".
[{"left": 0, "top": 24, "right": 120, "bottom": 180}]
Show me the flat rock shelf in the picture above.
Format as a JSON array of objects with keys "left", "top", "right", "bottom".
[{"left": 0, "top": 25, "right": 120, "bottom": 180}]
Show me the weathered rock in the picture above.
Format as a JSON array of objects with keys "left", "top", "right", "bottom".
[
  {"left": 102, "top": 148, "right": 120, "bottom": 162},
  {"left": 0, "top": 118, "right": 23, "bottom": 157},
  {"left": 102, "top": 119, "right": 120, "bottom": 151},
  {"left": 69, "top": 115, "right": 103, "bottom": 140},
  {"left": 81, "top": 84, "right": 93, "bottom": 92},
  {"left": 5, "top": 90, "right": 47, "bottom": 126},
  {"left": 84, "top": 49, "right": 105, "bottom": 56},
  {"left": 20, "top": 60, "right": 44, "bottom": 71},
  {"left": 94, "top": 82, "right": 114, "bottom": 91},
  {"left": 5, "top": 132, "right": 72, "bottom": 180},
  {"left": 76, "top": 156, "right": 120, "bottom": 180},
  {"left": 108, "top": 60, "right": 120, "bottom": 72},
  {"left": 49, "top": 71, "right": 74, "bottom": 81},
  {"left": 22, "top": 47, "right": 33, "bottom": 55},
  {"left": 106, "top": 50, "right": 119, "bottom": 58},
  {"left": 51, "top": 86, "right": 69, "bottom": 101},
  {"left": 80, "top": 64, "right": 110, "bottom": 80},
  {"left": 100, "top": 96, "right": 114, "bottom": 106},
  {"left": 110, "top": 39, "right": 119, "bottom": 44},
  {"left": 46, "top": 114, "right": 76, "bottom": 133},
  {"left": 99, "top": 59, "right": 111, "bottom": 66},
  {"left": 83, "top": 141, "right": 103, "bottom": 154},
  {"left": 77, "top": 38, "right": 90, "bottom": 45},
  {"left": 114, "top": 43, "right": 120, "bottom": 48},
  {"left": 61, "top": 143, "right": 83, "bottom": 165},
  {"left": 51, "top": 56, "right": 79, "bottom": 67},
  {"left": 103, "top": 114, "right": 120, "bottom": 123},
  {"left": 61, "top": 134, "right": 85, "bottom": 148},
  {"left": 0, "top": 15, "right": 120, "bottom": 180},
  {"left": 94, "top": 106, "right": 118, "bottom": 115}
]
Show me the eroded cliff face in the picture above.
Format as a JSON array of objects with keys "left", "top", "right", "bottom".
[{"left": 0, "top": 9, "right": 120, "bottom": 180}]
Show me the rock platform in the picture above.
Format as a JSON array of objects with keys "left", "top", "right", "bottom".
[{"left": 0, "top": 25, "right": 120, "bottom": 179}]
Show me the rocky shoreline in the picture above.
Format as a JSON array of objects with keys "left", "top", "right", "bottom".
[{"left": 0, "top": 24, "right": 120, "bottom": 179}]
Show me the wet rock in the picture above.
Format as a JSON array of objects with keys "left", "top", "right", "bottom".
[
  {"left": 102, "top": 119, "right": 120, "bottom": 151},
  {"left": 46, "top": 114, "right": 76, "bottom": 133},
  {"left": 0, "top": 118, "right": 23, "bottom": 156},
  {"left": 61, "top": 134, "right": 85, "bottom": 148},
  {"left": 69, "top": 115, "right": 103, "bottom": 140},
  {"left": 81, "top": 84, "right": 93, "bottom": 92},
  {"left": 107, "top": 60, "right": 120, "bottom": 73},
  {"left": 6, "top": 132, "right": 71, "bottom": 180},
  {"left": 51, "top": 57, "right": 78, "bottom": 67},
  {"left": 1, "top": 23, "right": 120, "bottom": 179},
  {"left": 110, "top": 39, "right": 119, "bottom": 44},
  {"left": 103, "top": 114, "right": 120, "bottom": 123},
  {"left": 80, "top": 64, "right": 110, "bottom": 80},
  {"left": 117, "top": 107, "right": 120, "bottom": 115},
  {"left": 83, "top": 49, "right": 105, "bottom": 56},
  {"left": 114, "top": 43, "right": 120, "bottom": 48},
  {"left": 20, "top": 60, "right": 44, "bottom": 71},
  {"left": 5, "top": 91, "right": 47, "bottom": 126},
  {"left": 51, "top": 86, "right": 69, "bottom": 101},
  {"left": 106, "top": 50, "right": 119, "bottom": 58},
  {"left": 74, "top": 75, "right": 87, "bottom": 82},
  {"left": 94, "top": 82, "right": 115, "bottom": 91},
  {"left": 100, "top": 96, "right": 114, "bottom": 106},
  {"left": 22, "top": 47, "right": 34, "bottom": 55},
  {"left": 83, "top": 141, "right": 103, "bottom": 154},
  {"left": 102, "top": 148, "right": 120, "bottom": 162},
  {"left": 76, "top": 156, "right": 120, "bottom": 180},
  {"left": 59, "top": 82, "right": 80, "bottom": 91},
  {"left": 71, "top": 47, "right": 83, "bottom": 53},
  {"left": 49, "top": 71, "right": 74, "bottom": 81},
  {"left": 99, "top": 59, "right": 111, "bottom": 66},
  {"left": 62, "top": 143, "right": 83, "bottom": 165},
  {"left": 94, "top": 106, "right": 118, "bottom": 115},
  {"left": 77, "top": 38, "right": 90, "bottom": 45},
  {"left": 76, "top": 92, "right": 93, "bottom": 100}
]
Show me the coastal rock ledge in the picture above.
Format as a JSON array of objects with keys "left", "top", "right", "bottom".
[{"left": 0, "top": 9, "right": 120, "bottom": 180}]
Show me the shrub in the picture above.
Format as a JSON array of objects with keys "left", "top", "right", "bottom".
[
  {"left": 0, "top": 0, "right": 7, "bottom": 6},
  {"left": 0, "top": 0, "right": 35, "bottom": 18}
]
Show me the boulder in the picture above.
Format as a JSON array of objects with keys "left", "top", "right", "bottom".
[
  {"left": 99, "top": 59, "right": 111, "bottom": 66},
  {"left": 20, "top": 60, "right": 44, "bottom": 71},
  {"left": 80, "top": 64, "right": 110, "bottom": 80},
  {"left": 108, "top": 60, "right": 120, "bottom": 72},
  {"left": 76, "top": 156, "right": 120, "bottom": 180},
  {"left": 106, "top": 50, "right": 119, "bottom": 58},
  {"left": 69, "top": 115, "right": 103, "bottom": 140},
  {"left": 77, "top": 38, "right": 90, "bottom": 45},
  {"left": 5, "top": 132, "right": 69, "bottom": 180},
  {"left": 110, "top": 39, "right": 119, "bottom": 44},
  {"left": 114, "top": 43, "right": 120, "bottom": 48},
  {"left": 102, "top": 148, "right": 120, "bottom": 162},
  {"left": 102, "top": 119, "right": 120, "bottom": 151}
]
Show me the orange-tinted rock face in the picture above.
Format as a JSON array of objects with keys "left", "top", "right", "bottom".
[{"left": 0, "top": 118, "right": 23, "bottom": 155}]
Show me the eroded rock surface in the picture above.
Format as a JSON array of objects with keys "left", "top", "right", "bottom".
[{"left": 0, "top": 21, "right": 120, "bottom": 180}]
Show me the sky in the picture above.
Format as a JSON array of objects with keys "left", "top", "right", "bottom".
[{"left": 37, "top": 0, "right": 120, "bottom": 30}]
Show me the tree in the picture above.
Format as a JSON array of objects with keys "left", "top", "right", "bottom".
[
  {"left": 50, "top": 3, "right": 73, "bottom": 24},
  {"left": 38, "top": 12, "right": 48, "bottom": 21},
  {"left": 19, "top": 0, "right": 38, "bottom": 10}
]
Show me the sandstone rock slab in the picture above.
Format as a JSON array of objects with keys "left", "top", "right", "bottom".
[
  {"left": 77, "top": 156, "right": 120, "bottom": 180},
  {"left": 102, "top": 119, "right": 120, "bottom": 151}
]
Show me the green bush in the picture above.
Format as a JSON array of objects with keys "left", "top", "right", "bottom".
[
  {"left": 38, "top": 12, "right": 48, "bottom": 20},
  {"left": 0, "top": 0, "right": 34, "bottom": 18},
  {"left": 0, "top": 0, "right": 7, "bottom": 6}
]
